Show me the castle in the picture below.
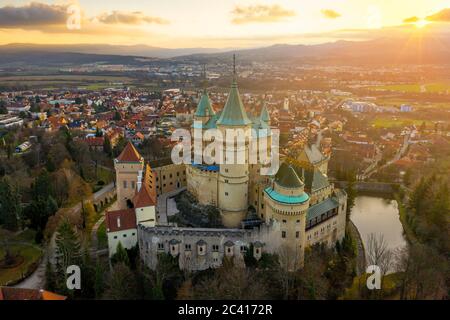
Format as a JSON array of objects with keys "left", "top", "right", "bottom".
[{"left": 106, "top": 74, "right": 347, "bottom": 271}]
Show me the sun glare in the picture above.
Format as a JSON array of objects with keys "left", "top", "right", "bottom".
[{"left": 415, "top": 19, "right": 430, "bottom": 28}]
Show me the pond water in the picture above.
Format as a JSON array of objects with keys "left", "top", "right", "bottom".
[{"left": 350, "top": 195, "right": 407, "bottom": 253}]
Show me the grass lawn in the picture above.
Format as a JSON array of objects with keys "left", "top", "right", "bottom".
[
  {"left": 0, "top": 244, "right": 43, "bottom": 286},
  {"left": 97, "top": 221, "right": 108, "bottom": 249}
]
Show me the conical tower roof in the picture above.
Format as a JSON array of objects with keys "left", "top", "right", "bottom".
[
  {"left": 217, "top": 79, "right": 251, "bottom": 126},
  {"left": 260, "top": 102, "right": 270, "bottom": 123},
  {"left": 275, "top": 162, "right": 304, "bottom": 189},
  {"left": 195, "top": 90, "right": 215, "bottom": 117}
]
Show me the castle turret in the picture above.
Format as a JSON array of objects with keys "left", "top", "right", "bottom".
[
  {"left": 264, "top": 162, "right": 310, "bottom": 269},
  {"left": 194, "top": 89, "right": 215, "bottom": 125},
  {"left": 114, "top": 141, "right": 144, "bottom": 209},
  {"left": 260, "top": 102, "right": 270, "bottom": 126},
  {"left": 217, "top": 55, "right": 252, "bottom": 228}
]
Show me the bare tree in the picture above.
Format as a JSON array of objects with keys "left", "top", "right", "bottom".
[{"left": 366, "top": 233, "right": 393, "bottom": 276}]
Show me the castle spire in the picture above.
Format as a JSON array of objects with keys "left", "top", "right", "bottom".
[{"left": 216, "top": 55, "right": 251, "bottom": 126}]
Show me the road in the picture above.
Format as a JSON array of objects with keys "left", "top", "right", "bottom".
[
  {"left": 364, "top": 133, "right": 410, "bottom": 180},
  {"left": 11, "top": 183, "right": 116, "bottom": 290}
]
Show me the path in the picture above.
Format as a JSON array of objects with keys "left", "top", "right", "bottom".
[
  {"left": 90, "top": 201, "right": 118, "bottom": 251},
  {"left": 156, "top": 187, "right": 186, "bottom": 224},
  {"left": 11, "top": 183, "right": 116, "bottom": 289},
  {"left": 348, "top": 220, "right": 366, "bottom": 276}
]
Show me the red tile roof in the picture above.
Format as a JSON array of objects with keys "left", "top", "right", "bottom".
[
  {"left": 105, "top": 209, "right": 136, "bottom": 232},
  {"left": 86, "top": 136, "right": 104, "bottom": 146},
  {"left": 133, "top": 184, "right": 156, "bottom": 208},
  {"left": 116, "top": 141, "right": 142, "bottom": 162}
]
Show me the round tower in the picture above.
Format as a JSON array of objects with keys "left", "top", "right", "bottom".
[
  {"left": 216, "top": 57, "right": 252, "bottom": 227},
  {"left": 263, "top": 162, "right": 310, "bottom": 269}
]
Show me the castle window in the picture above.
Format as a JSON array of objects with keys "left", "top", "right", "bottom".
[
  {"left": 212, "top": 245, "right": 219, "bottom": 252},
  {"left": 225, "top": 179, "right": 228, "bottom": 183},
  {"left": 123, "top": 234, "right": 127, "bottom": 238},
  {"left": 170, "top": 174, "right": 172, "bottom": 178},
  {"left": 177, "top": 172, "right": 179, "bottom": 176},
  {"left": 296, "top": 231, "right": 300, "bottom": 238},
  {"left": 114, "top": 236, "right": 117, "bottom": 239},
  {"left": 240, "top": 246, "right": 247, "bottom": 252},
  {"left": 185, "top": 244, "right": 191, "bottom": 251},
  {"left": 282, "top": 231, "right": 286, "bottom": 238},
  {"left": 157, "top": 243, "right": 164, "bottom": 250},
  {"left": 163, "top": 175, "right": 166, "bottom": 180},
  {"left": 225, "top": 192, "right": 228, "bottom": 196},
  {"left": 132, "top": 233, "right": 136, "bottom": 236},
  {"left": 282, "top": 219, "right": 286, "bottom": 223},
  {"left": 123, "top": 181, "right": 127, "bottom": 188},
  {"left": 131, "top": 181, "right": 135, "bottom": 189},
  {"left": 296, "top": 219, "right": 300, "bottom": 223}
]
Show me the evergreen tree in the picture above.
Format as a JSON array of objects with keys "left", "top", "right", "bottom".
[
  {"left": 103, "top": 136, "right": 112, "bottom": 157},
  {"left": 111, "top": 242, "right": 130, "bottom": 266},
  {"left": 54, "top": 220, "right": 82, "bottom": 295},
  {"left": 0, "top": 177, "right": 21, "bottom": 231}
]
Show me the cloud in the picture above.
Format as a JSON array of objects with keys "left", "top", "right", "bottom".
[
  {"left": 0, "top": 2, "right": 68, "bottom": 28},
  {"left": 97, "top": 11, "right": 169, "bottom": 25},
  {"left": 403, "top": 16, "right": 420, "bottom": 23},
  {"left": 231, "top": 4, "right": 295, "bottom": 24},
  {"left": 321, "top": 9, "right": 341, "bottom": 19},
  {"left": 425, "top": 8, "right": 450, "bottom": 22}
]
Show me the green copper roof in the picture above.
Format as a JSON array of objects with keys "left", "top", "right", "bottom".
[
  {"left": 194, "top": 90, "right": 215, "bottom": 117},
  {"left": 304, "top": 169, "right": 330, "bottom": 192},
  {"left": 275, "top": 162, "right": 304, "bottom": 189},
  {"left": 307, "top": 197, "right": 339, "bottom": 223},
  {"left": 217, "top": 80, "right": 251, "bottom": 126},
  {"left": 264, "top": 187, "right": 309, "bottom": 204},
  {"left": 260, "top": 103, "right": 270, "bottom": 123}
]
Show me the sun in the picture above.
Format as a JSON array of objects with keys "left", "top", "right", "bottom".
[{"left": 415, "top": 19, "right": 430, "bottom": 28}]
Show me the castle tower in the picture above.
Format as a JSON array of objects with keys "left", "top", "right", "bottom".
[
  {"left": 216, "top": 55, "right": 252, "bottom": 228},
  {"left": 263, "top": 162, "right": 310, "bottom": 269},
  {"left": 114, "top": 141, "right": 144, "bottom": 209},
  {"left": 260, "top": 102, "right": 271, "bottom": 126}
]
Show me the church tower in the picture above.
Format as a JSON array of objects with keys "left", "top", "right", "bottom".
[
  {"left": 216, "top": 55, "right": 252, "bottom": 227},
  {"left": 114, "top": 142, "right": 144, "bottom": 209}
]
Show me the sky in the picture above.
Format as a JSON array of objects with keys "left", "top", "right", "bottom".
[{"left": 0, "top": 0, "right": 449, "bottom": 48}]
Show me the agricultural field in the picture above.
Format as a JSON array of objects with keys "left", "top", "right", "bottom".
[
  {"left": 368, "top": 82, "right": 450, "bottom": 94},
  {"left": 371, "top": 117, "right": 434, "bottom": 128},
  {"left": 0, "top": 74, "right": 135, "bottom": 89}
]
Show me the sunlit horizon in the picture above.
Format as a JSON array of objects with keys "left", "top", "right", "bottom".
[{"left": 0, "top": 0, "right": 449, "bottom": 48}]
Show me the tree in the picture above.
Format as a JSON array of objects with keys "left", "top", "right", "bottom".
[
  {"left": 95, "top": 127, "right": 103, "bottom": 137},
  {"left": 103, "top": 262, "right": 139, "bottom": 299},
  {"left": 0, "top": 177, "right": 21, "bottom": 231},
  {"left": 111, "top": 242, "right": 130, "bottom": 266},
  {"left": 113, "top": 111, "right": 122, "bottom": 121},
  {"left": 345, "top": 171, "right": 357, "bottom": 217},
  {"left": 103, "top": 135, "right": 112, "bottom": 157},
  {"left": 193, "top": 258, "right": 269, "bottom": 299},
  {"left": 54, "top": 219, "right": 82, "bottom": 295}
]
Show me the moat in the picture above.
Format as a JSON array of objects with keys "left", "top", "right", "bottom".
[{"left": 350, "top": 195, "right": 407, "bottom": 253}]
